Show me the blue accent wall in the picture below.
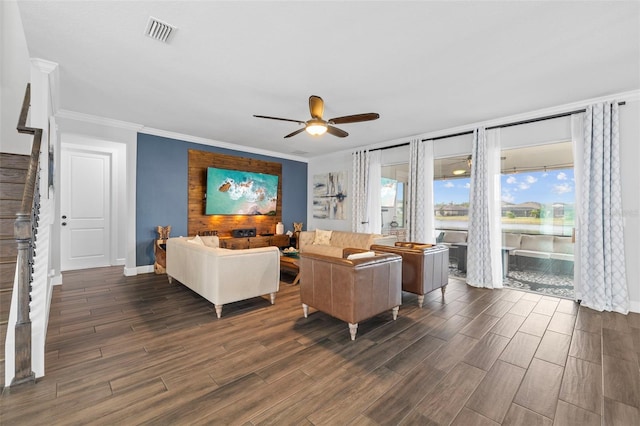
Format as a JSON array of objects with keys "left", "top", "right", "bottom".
[{"left": 136, "top": 133, "right": 307, "bottom": 266}]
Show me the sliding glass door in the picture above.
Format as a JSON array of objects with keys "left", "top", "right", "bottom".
[
  {"left": 499, "top": 142, "right": 575, "bottom": 298},
  {"left": 381, "top": 165, "right": 408, "bottom": 241}
]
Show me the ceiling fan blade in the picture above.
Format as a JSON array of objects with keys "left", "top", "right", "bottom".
[
  {"left": 309, "top": 95, "right": 324, "bottom": 119},
  {"left": 284, "top": 128, "right": 306, "bottom": 138},
  {"left": 253, "top": 115, "right": 305, "bottom": 124},
  {"left": 326, "top": 125, "right": 348, "bottom": 138},
  {"left": 328, "top": 112, "right": 380, "bottom": 125}
]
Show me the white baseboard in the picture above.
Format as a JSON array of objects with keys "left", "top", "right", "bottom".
[
  {"left": 50, "top": 273, "right": 63, "bottom": 286},
  {"left": 124, "top": 265, "right": 154, "bottom": 276},
  {"left": 629, "top": 300, "right": 640, "bottom": 314}
]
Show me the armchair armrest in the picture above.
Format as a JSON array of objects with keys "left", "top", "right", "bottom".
[{"left": 300, "top": 251, "right": 401, "bottom": 268}]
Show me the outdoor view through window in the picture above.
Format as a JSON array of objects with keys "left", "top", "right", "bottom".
[
  {"left": 434, "top": 144, "right": 575, "bottom": 237},
  {"left": 434, "top": 168, "right": 575, "bottom": 236},
  {"left": 434, "top": 142, "right": 575, "bottom": 298}
]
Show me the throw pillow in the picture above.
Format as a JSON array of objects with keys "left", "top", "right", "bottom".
[
  {"left": 346, "top": 251, "right": 375, "bottom": 260},
  {"left": 313, "top": 229, "right": 332, "bottom": 245},
  {"left": 201, "top": 236, "right": 220, "bottom": 248},
  {"left": 187, "top": 235, "right": 205, "bottom": 246}
]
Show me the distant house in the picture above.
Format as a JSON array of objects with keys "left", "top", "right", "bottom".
[
  {"left": 502, "top": 202, "right": 541, "bottom": 218},
  {"left": 552, "top": 202, "right": 566, "bottom": 218},
  {"left": 436, "top": 204, "right": 469, "bottom": 217}
]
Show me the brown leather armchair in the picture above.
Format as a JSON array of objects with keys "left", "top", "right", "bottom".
[
  {"left": 370, "top": 242, "right": 449, "bottom": 307},
  {"left": 299, "top": 250, "right": 402, "bottom": 340}
]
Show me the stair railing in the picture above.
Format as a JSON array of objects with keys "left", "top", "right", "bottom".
[{"left": 11, "top": 84, "right": 40, "bottom": 386}]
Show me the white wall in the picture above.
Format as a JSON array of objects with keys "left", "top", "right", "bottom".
[
  {"left": 307, "top": 93, "right": 640, "bottom": 313},
  {"left": 0, "top": 0, "right": 32, "bottom": 154}
]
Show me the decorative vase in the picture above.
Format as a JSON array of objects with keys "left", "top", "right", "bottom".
[{"left": 276, "top": 222, "right": 284, "bottom": 235}]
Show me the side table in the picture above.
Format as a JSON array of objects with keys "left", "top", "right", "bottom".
[{"left": 280, "top": 252, "right": 300, "bottom": 285}]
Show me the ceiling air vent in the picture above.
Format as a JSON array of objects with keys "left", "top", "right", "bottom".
[{"left": 144, "top": 17, "right": 176, "bottom": 43}]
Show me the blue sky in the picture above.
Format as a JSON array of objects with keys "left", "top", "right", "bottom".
[{"left": 434, "top": 168, "right": 575, "bottom": 205}]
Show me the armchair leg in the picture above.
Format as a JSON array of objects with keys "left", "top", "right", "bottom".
[
  {"left": 270, "top": 292, "right": 276, "bottom": 305},
  {"left": 441, "top": 285, "right": 447, "bottom": 296},
  {"left": 215, "top": 304, "right": 223, "bottom": 319},
  {"left": 348, "top": 323, "right": 358, "bottom": 340},
  {"left": 302, "top": 303, "right": 309, "bottom": 318},
  {"left": 417, "top": 295, "right": 425, "bottom": 308},
  {"left": 392, "top": 306, "right": 399, "bottom": 320}
]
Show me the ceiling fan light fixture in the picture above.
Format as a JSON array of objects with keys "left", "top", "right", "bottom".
[
  {"left": 306, "top": 120, "right": 327, "bottom": 136},
  {"left": 254, "top": 95, "right": 378, "bottom": 138},
  {"left": 452, "top": 169, "right": 466, "bottom": 175}
]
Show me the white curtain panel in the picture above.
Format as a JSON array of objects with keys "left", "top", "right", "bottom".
[
  {"left": 578, "top": 102, "right": 628, "bottom": 314},
  {"left": 571, "top": 113, "right": 584, "bottom": 301},
  {"left": 466, "top": 128, "right": 503, "bottom": 289},
  {"left": 408, "top": 138, "right": 435, "bottom": 242},
  {"left": 351, "top": 150, "right": 370, "bottom": 233},
  {"left": 367, "top": 150, "right": 382, "bottom": 234}
]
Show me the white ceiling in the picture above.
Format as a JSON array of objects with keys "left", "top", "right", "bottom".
[{"left": 17, "top": 1, "right": 640, "bottom": 159}]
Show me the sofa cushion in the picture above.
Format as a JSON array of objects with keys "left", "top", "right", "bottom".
[
  {"left": 187, "top": 235, "right": 205, "bottom": 245},
  {"left": 346, "top": 251, "right": 376, "bottom": 260},
  {"left": 550, "top": 253, "right": 574, "bottom": 261},
  {"left": 313, "top": 229, "right": 333, "bottom": 245},
  {"left": 442, "top": 231, "right": 467, "bottom": 243},
  {"left": 503, "top": 233, "right": 522, "bottom": 249},
  {"left": 514, "top": 249, "right": 551, "bottom": 259},
  {"left": 520, "top": 235, "right": 554, "bottom": 253},
  {"left": 303, "top": 244, "right": 344, "bottom": 258},
  {"left": 330, "top": 231, "right": 376, "bottom": 249},
  {"left": 553, "top": 236, "right": 574, "bottom": 254},
  {"left": 201, "top": 236, "right": 220, "bottom": 248}
]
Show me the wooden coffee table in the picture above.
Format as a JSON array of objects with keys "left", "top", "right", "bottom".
[{"left": 280, "top": 253, "right": 300, "bottom": 285}]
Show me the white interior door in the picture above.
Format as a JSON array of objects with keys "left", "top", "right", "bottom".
[{"left": 61, "top": 147, "right": 111, "bottom": 271}]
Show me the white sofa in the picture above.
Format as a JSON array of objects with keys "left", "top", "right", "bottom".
[
  {"left": 438, "top": 230, "right": 574, "bottom": 273},
  {"left": 507, "top": 233, "right": 574, "bottom": 273},
  {"left": 166, "top": 236, "right": 280, "bottom": 318},
  {"left": 299, "top": 230, "right": 397, "bottom": 258}
]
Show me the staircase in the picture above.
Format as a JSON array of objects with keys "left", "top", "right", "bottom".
[{"left": 0, "top": 153, "right": 29, "bottom": 389}]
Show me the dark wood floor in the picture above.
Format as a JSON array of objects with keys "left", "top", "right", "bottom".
[{"left": 1, "top": 267, "right": 639, "bottom": 425}]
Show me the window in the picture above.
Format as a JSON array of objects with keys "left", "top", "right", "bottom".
[
  {"left": 381, "top": 165, "right": 407, "bottom": 238},
  {"left": 500, "top": 143, "right": 574, "bottom": 236},
  {"left": 434, "top": 154, "right": 472, "bottom": 232}
]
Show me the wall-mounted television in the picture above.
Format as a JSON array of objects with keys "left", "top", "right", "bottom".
[{"left": 205, "top": 167, "right": 278, "bottom": 215}]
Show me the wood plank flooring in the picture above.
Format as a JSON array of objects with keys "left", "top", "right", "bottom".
[{"left": 1, "top": 266, "right": 639, "bottom": 425}]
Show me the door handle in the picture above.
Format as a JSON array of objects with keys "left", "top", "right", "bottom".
[
  {"left": 62, "top": 215, "right": 67, "bottom": 219},
  {"left": 62, "top": 222, "right": 67, "bottom": 226}
]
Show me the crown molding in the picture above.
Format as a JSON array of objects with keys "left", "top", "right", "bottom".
[
  {"left": 54, "top": 110, "right": 308, "bottom": 162},
  {"left": 419, "top": 89, "right": 640, "bottom": 142},
  {"left": 140, "top": 127, "right": 309, "bottom": 163},
  {"left": 55, "top": 109, "right": 144, "bottom": 131},
  {"left": 30, "top": 58, "right": 58, "bottom": 74},
  {"left": 363, "top": 90, "right": 640, "bottom": 151}
]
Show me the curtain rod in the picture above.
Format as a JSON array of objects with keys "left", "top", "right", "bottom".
[{"left": 370, "top": 101, "right": 626, "bottom": 152}]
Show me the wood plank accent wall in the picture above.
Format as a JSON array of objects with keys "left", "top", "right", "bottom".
[{"left": 187, "top": 149, "right": 282, "bottom": 237}]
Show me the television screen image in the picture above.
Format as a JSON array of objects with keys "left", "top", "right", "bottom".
[{"left": 205, "top": 167, "right": 278, "bottom": 215}]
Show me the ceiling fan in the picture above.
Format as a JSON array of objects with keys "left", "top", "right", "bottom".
[{"left": 253, "top": 95, "right": 380, "bottom": 138}]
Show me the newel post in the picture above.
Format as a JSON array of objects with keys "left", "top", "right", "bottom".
[{"left": 12, "top": 212, "right": 35, "bottom": 386}]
